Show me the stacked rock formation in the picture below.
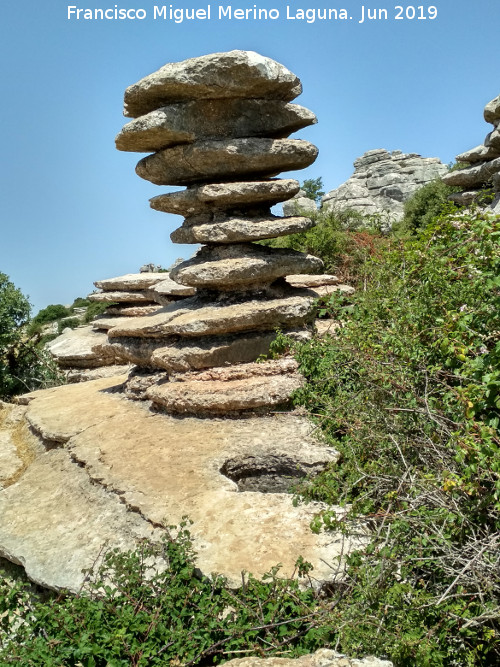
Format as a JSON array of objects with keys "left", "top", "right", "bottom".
[
  {"left": 443, "top": 94, "right": 500, "bottom": 211},
  {"left": 45, "top": 271, "right": 195, "bottom": 381},
  {"left": 89, "top": 272, "right": 194, "bottom": 330},
  {"left": 109, "top": 50, "right": 324, "bottom": 415},
  {"left": 322, "top": 149, "right": 447, "bottom": 224}
]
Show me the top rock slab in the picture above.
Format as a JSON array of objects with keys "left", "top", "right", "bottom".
[{"left": 124, "top": 51, "right": 302, "bottom": 118}]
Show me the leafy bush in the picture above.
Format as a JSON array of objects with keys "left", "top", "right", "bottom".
[
  {"left": 399, "top": 179, "right": 458, "bottom": 233},
  {"left": 263, "top": 208, "right": 387, "bottom": 284},
  {"left": 83, "top": 301, "right": 111, "bottom": 323},
  {"left": 0, "top": 273, "right": 62, "bottom": 398},
  {"left": 286, "top": 209, "right": 500, "bottom": 664},
  {"left": 31, "top": 304, "right": 72, "bottom": 326},
  {"left": 0, "top": 523, "right": 334, "bottom": 665},
  {"left": 57, "top": 317, "right": 81, "bottom": 334}
]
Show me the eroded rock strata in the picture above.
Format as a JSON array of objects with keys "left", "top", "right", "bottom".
[
  {"left": 443, "top": 93, "right": 500, "bottom": 210},
  {"left": 112, "top": 50, "right": 324, "bottom": 413}
]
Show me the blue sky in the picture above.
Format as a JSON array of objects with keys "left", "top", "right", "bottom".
[{"left": 0, "top": 0, "right": 498, "bottom": 313}]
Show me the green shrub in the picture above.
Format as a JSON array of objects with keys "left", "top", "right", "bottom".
[
  {"left": 0, "top": 522, "right": 333, "bottom": 665},
  {"left": 0, "top": 273, "right": 62, "bottom": 398},
  {"left": 399, "top": 179, "right": 458, "bottom": 233},
  {"left": 263, "top": 208, "right": 387, "bottom": 285},
  {"left": 57, "top": 317, "right": 81, "bottom": 334},
  {"left": 286, "top": 208, "right": 500, "bottom": 664},
  {"left": 31, "top": 304, "right": 72, "bottom": 326}
]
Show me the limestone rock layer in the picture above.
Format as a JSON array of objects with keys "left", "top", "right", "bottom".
[
  {"left": 445, "top": 93, "right": 500, "bottom": 209},
  {"left": 113, "top": 50, "right": 323, "bottom": 414}
]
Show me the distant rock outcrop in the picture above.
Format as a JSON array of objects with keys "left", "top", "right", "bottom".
[
  {"left": 322, "top": 149, "right": 448, "bottom": 223},
  {"left": 442, "top": 93, "right": 500, "bottom": 211}
]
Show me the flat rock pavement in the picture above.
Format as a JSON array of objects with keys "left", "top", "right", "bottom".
[{"left": 0, "top": 377, "right": 364, "bottom": 592}]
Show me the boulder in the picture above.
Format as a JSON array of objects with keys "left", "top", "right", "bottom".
[
  {"left": 170, "top": 214, "right": 315, "bottom": 244},
  {"left": 322, "top": 149, "right": 447, "bottom": 224},
  {"left": 136, "top": 138, "right": 318, "bottom": 186},
  {"left": 150, "top": 331, "right": 279, "bottom": 372},
  {"left": 123, "top": 50, "right": 302, "bottom": 118},
  {"left": 484, "top": 94, "right": 500, "bottom": 124},
  {"left": 170, "top": 244, "right": 323, "bottom": 290},
  {"left": 104, "top": 305, "right": 163, "bottom": 317},
  {"left": 286, "top": 274, "right": 340, "bottom": 288},
  {"left": 117, "top": 100, "right": 316, "bottom": 152},
  {"left": 150, "top": 179, "right": 300, "bottom": 216},
  {"left": 282, "top": 189, "right": 318, "bottom": 216}
]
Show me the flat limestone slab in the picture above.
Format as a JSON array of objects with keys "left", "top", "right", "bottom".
[
  {"left": 147, "top": 359, "right": 304, "bottom": 414},
  {"left": 442, "top": 157, "right": 500, "bottom": 187},
  {"left": 170, "top": 244, "right": 323, "bottom": 290},
  {"left": 116, "top": 100, "right": 316, "bottom": 152},
  {"left": 46, "top": 325, "right": 118, "bottom": 368},
  {"left": 171, "top": 215, "right": 314, "bottom": 244},
  {"left": 224, "top": 649, "right": 394, "bottom": 667},
  {"left": 123, "top": 50, "right": 302, "bottom": 117},
  {"left": 94, "top": 272, "right": 170, "bottom": 291},
  {"left": 150, "top": 179, "right": 300, "bottom": 217},
  {"left": 0, "top": 449, "right": 158, "bottom": 591},
  {"left": 107, "top": 292, "right": 315, "bottom": 339},
  {"left": 0, "top": 377, "right": 363, "bottom": 590},
  {"left": 88, "top": 290, "right": 153, "bottom": 303},
  {"left": 135, "top": 138, "right": 318, "bottom": 186}
]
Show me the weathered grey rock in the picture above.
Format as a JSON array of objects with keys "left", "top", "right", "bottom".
[
  {"left": 441, "top": 157, "right": 500, "bottom": 188},
  {"left": 456, "top": 143, "right": 500, "bottom": 164},
  {"left": 322, "top": 149, "right": 447, "bottom": 224},
  {"left": 286, "top": 274, "right": 340, "bottom": 288},
  {"left": 64, "top": 365, "right": 133, "bottom": 384},
  {"left": 107, "top": 291, "right": 315, "bottom": 339},
  {"left": 170, "top": 243, "right": 323, "bottom": 290},
  {"left": 117, "top": 100, "right": 316, "bottom": 152},
  {"left": 147, "top": 359, "right": 304, "bottom": 414},
  {"left": 46, "top": 325, "right": 118, "bottom": 368},
  {"left": 308, "top": 284, "right": 355, "bottom": 298},
  {"left": 123, "top": 50, "right": 302, "bottom": 118},
  {"left": 170, "top": 214, "right": 315, "bottom": 244},
  {"left": 448, "top": 190, "right": 486, "bottom": 206},
  {"left": 484, "top": 94, "right": 500, "bottom": 124},
  {"left": 146, "top": 277, "right": 196, "bottom": 300},
  {"left": 104, "top": 305, "right": 163, "bottom": 317},
  {"left": 136, "top": 138, "right": 318, "bottom": 186},
  {"left": 150, "top": 331, "right": 278, "bottom": 371},
  {"left": 88, "top": 290, "right": 153, "bottom": 303},
  {"left": 150, "top": 179, "right": 300, "bottom": 217},
  {"left": 282, "top": 189, "right": 318, "bottom": 216},
  {"left": 94, "top": 272, "right": 169, "bottom": 291},
  {"left": 314, "top": 319, "right": 341, "bottom": 337},
  {"left": 485, "top": 125, "right": 500, "bottom": 149},
  {"left": 223, "top": 649, "right": 393, "bottom": 667}
]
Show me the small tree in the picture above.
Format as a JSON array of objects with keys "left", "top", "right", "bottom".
[
  {"left": 0, "top": 272, "right": 61, "bottom": 398},
  {"left": 301, "top": 177, "right": 325, "bottom": 204}
]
